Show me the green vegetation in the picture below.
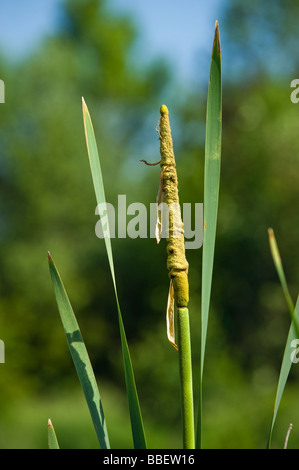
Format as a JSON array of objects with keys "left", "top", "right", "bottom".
[
  {"left": 197, "top": 21, "right": 222, "bottom": 449},
  {"left": 47, "top": 419, "right": 59, "bottom": 450},
  {"left": 48, "top": 251, "right": 110, "bottom": 448},
  {"left": 82, "top": 97, "right": 146, "bottom": 448},
  {"left": 1, "top": 0, "right": 299, "bottom": 449},
  {"left": 46, "top": 21, "right": 221, "bottom": 448}
]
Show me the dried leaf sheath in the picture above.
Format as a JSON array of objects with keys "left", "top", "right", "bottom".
[
  {"left": 166, "top": 280, "right": 177, "bottom": 350},
  {"left": 159, "top": 105, "right": 189, "bottom": 309}
]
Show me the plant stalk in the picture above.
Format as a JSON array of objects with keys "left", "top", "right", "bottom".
[{"left": 177, "top": 307, "right": 195, "bottom": 449}]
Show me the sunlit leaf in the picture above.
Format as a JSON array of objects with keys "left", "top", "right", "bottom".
[{"left": 82, "top": 98, "right": 146, "bottom": 449}]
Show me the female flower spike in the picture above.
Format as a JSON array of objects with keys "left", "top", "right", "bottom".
[{"left": 158, "top": 105, "right": 189, "bottom": 348}]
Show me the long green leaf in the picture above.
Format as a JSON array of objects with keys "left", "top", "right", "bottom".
[
  {"left": 82, "top": 98, "right": 146, "bottom": 449},
  {"left": 268, "top": 228, "right": 298, "bottom": 335},
  {"left": 48, "top": 252, "right": 110, "bottom": 449},
  {"left": 267, "top": 296, "right": 299, "bottom": 448},
  {"left": 48, "top": 419, "right": 60, "bottom": 449},
  {"left": 197, "top": 21, "right": 222, "bottom": 449},
  {"left": 267, "top": 228, "right": 299, "bottom": 448}
]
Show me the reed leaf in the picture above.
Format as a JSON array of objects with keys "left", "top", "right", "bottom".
[
  {"left": 267, "top": 296, "right": 299, "bottom": 448},
  {"left": 268, "top": 228, "right": 298, "bottom": 335},
  {"left": 267, "top": 228, "right": 299, "bottom": 448},
  {"left": 196, "top": 21, "right": 222, "bottom": 449},
  {"left": 48, "top": 253, "right": 110, "bottom": 449},
  {"left": 82, "top": 98, "right": 146, "bottom": 449},
  {"left": 48, "top": 419, "right": 60, "bottom": 449}
]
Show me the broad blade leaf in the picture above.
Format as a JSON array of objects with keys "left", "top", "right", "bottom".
[
  {"left": 197, "top": 21, "right": 222, "bottom": 449},
  {"left": 82, "top": 98, "right": 146, "bottom": 449},
  {"left": 48, "top": 253, "right": 110, "bottom": 449}
]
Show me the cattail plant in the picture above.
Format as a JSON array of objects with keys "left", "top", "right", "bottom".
[
  {"left": 46, "top": 20, "right": 299, "bottom": 450},
  {"left": 47, "top": 20, "right": 221, "bottom": 451},
  {"left": 142, "top": 104, "right": 194, "bottom": 448}
]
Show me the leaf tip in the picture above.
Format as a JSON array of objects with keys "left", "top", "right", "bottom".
[
  {"left": 268, "top": 227, "right": 282, "bottom": 266},
  {"left": 48, "top": 418, "right": 53, "bottom": 428},
  {"left": 268, "top": 227, "right": 277, "bottom": 248},
  {"left": 214, "top": 20, "right": 221, "bottom": 55},
  {"left": 82, "top": 96, "right": 88, "bottom": 121}
]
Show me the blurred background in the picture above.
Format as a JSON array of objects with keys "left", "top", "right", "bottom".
[{"left": 0, "top": 0, "right": 299, "bottom": 449}]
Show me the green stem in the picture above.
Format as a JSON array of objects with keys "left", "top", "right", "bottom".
[{"left": 177, "top": 307, "right": 195, "bottom": 449}]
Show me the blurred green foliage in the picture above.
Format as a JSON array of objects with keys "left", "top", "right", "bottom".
[{"left": 0, "top": 0, "right": 299, "bottom": 449}]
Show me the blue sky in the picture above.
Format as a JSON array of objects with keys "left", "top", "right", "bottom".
[
  {"left": 108, "top": 0, "right": 225, "bottom": 84},
  {"left": 0, "top": 1, "right": 61, "bottom": 56},
  {"left": 0, "top": 0, "right": 225, "bottom": 86}
]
